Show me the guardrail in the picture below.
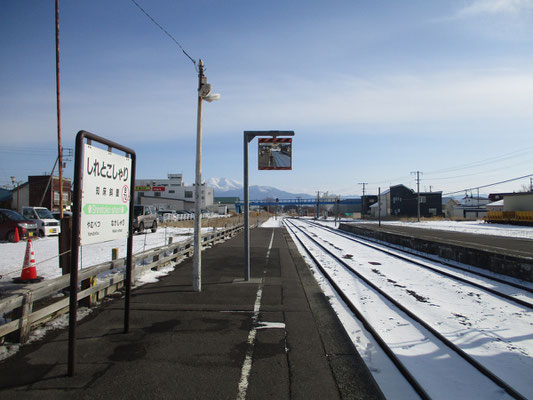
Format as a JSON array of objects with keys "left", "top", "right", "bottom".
[{"left": 0, "top": 224, "right": 244, "bottom": 344}]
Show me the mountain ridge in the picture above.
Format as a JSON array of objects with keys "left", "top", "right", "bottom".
[{"left": 208, "top": 177, "right": 314, "bottom": 199}]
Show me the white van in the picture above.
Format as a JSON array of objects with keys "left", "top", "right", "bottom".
[{"left": 22, "top": 207, "right": 61, "bottom": 237}]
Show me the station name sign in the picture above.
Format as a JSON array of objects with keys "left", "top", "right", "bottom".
[{"left": 81, "top": 144, "right": 132, "bottom": 245}]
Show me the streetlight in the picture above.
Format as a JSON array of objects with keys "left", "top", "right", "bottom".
[{"left": 193, "top": 59, "right": 220, "bottom": 292}]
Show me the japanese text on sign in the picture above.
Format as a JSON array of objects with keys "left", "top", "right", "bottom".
[{"left": 81, "top": 144, "right": 132, "bottom": 245}]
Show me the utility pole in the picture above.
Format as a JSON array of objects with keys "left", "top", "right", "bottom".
[
  {"left": 193, "top": 61, "right": 205, "bottom": 292},
  {"left": 316, "top": 191, "right": 320, "bottom": 219},
  {"left": 378, "top": 187, "right": 381, "bottom": 227},
  {"left": 55, "top": 0, "right": 63, "bottom": 218},
  {"left": 411, "top": 171, "right": 422, "bottom": 222},
  {"left": 193, "top": 60, "right": 220, "bottom": 292},
  {"left": 359, "top": 182, "right": 367, "bottom": 219},
  {"left": 11, "top": 176, "right": 20, "bottom": 211},
  {"left": 335, "top": 197, "right": 340, "bottom": 226}
]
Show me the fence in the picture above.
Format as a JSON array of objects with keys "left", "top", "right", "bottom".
[{"left": 0, "top": 224, "right": 244, "bottom": 344}]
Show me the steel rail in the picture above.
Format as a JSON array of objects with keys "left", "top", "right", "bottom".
[
  {"left": 286, "top": 218, "right": 526, "bottom": 400},
  {"left": 284, "top": 220, "right": 431, "bottom": 400},
  {"left": 303, "top": 219, "right": 533, "bottom": 308},
  {"left": 332, "top": 221, "right": 533, "bottom": 294}
]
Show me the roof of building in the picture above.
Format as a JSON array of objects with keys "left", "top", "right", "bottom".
[
  {"left": 443, "top": 198, "right": 460, "bottom": 205},
  {"left": 0, "top": 188, "right": 12, "bottom": 202},
  {"left": 503, "top": 192, "right": 533, "bottom": 198}
]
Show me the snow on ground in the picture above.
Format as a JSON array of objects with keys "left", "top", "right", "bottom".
[
  {"left": 260, "top": 217, "right": 284, "bottom": 228},
  {"left": 287, "top": 219, "right": 533, "bottom": 399},
  {"left": 315, "top": 218, "right": 533, "bottom": 240},
  {"left": 0, "top": 226, "right": 217, "bottom": 291},
  {"left": 380, "top": 220, "right": 533, "bottom": 239}
]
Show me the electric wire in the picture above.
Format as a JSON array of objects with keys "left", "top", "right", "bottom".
[
  {"left": 424, "top": 145, "right": 533, "bottom": 176},
  {"left": 0, "top": 148, "right": 57, "bottom": 156},
  {"left": 443, "top": 173, "right": 533, "bottom": 196},
  {"left": 363, "top": 144, "right": 533, "bottom": 192},
  {"left": 129, "top": 0, "right": 197, "bottom": 70}
]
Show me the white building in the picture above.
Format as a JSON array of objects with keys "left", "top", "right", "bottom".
[
  {"left": 443, "top": 196, "right": 488, "bottom": 219},
  {"left": 135, "top": 173, "right": 214, "bottom": 211},
  {"left": 486, "top": 199, "right": 504, "bottom": 212},
  {"left": 369, "top": 198, "right": 387, "bottom": 218},
  {"left": 461, "top": 195, "right": 490, "bottom": 207},
  {"left": 503, "top": 192, "right": 533, "bottom": 211}
]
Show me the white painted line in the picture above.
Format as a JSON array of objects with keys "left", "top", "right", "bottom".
[
  {"left": 256, "top": 321, "right": 286, "bottom": 330},
  {"left": 266, "top": 228, "right": 275, "bottom": 260},
  {"left": 236, "top": 229, "right": 275, "bottom": 400}
]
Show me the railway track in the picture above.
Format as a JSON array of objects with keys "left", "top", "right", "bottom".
[
  {"left": 284, "top": 218, "right": 533, "bottom": 400},
  {"left": 306, "top": 219, "right": 533, "bottom": 307}
]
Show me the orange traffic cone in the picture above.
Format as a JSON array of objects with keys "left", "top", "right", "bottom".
[
  {"left": 13, "top": 239, "right": 43, "bottom": 283},
  {"left": 13, "top": 227, "right": 20, "bottom": 243}
]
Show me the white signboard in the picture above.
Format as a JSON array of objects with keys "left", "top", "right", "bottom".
[{"left": 81, "top": 144, "right": 132, "bottom": 245}]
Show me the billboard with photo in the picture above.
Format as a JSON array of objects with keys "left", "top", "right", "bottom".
[{"left": 258, "top": 138, "right": 292, "bottom": 170}]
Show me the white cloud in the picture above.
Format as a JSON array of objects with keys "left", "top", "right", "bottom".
[
  {"left": 210, "top": 70, "right": 533, "bottom": 138},
  {"left": 3, "top": 69, "right": 533, "bottom": 146},
  {"left": 457, "top": 0, "right": 533, "bottom": 17}
]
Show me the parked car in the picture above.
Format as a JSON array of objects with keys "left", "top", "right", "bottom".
[
  {"left": 0, "top": 208, "right": 38, "bottom": 242},
  {"left": 52, "top": 211, "right": 72, "bottom": 220},
  {"left": 22, "top": 206, "right": 61, "bottom": 237},
  {"left": 158, "top": 210, "right": 178, "bottom": 223},
  {"left": 133, "top": 205, "right": 158, "bottom": 233}
]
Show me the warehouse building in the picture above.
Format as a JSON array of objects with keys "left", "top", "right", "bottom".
[{"left": 135, "top": 173, "right": 214, "bottom": 211}]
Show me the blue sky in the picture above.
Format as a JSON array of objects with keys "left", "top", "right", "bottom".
[{"left": 1, "top": 0, "right": 533, "bottom": 196}]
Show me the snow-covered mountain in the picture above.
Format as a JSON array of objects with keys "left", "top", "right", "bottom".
[
  {"left": 207, "top": 177, "right": 243, "bottom": 192},
  {"left": 208, "top": 177, "right": 313, "bottom": 200}
]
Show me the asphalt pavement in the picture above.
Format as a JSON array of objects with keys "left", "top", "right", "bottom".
[{"left": 0, "top": 227, "right": 383, "bottom": 400}]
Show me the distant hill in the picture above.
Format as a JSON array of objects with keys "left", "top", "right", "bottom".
[{"left": 207, "top": 177, "right": 314, "bottom": 200}]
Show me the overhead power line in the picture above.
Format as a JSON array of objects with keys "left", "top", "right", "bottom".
[
  {"left": 129, "top": 0, "right": 197, "bottom": 69},
  {"left": 425, "top": 145, "right": 533, "bottom": 176},
  {"left": 442, "top": 173, "right": 533, "bottom": 196}
]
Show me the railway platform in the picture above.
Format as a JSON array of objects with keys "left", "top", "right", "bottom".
[
  {"left": 0, "top": 226, "right": 383, "bottom": 399},
  {"left": 342, "top": 222, "right": 533, "bottom": 259}
]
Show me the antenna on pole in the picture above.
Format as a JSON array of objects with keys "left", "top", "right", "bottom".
[
  {"left": 411, "top": 171, "right": 422, "bottom": 222},
  {"left": 359, "top": 182, "right": 368, "bottom": 219}
]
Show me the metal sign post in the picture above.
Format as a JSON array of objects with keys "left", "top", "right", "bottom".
[
  {"left": 243, "top": 130, "right": 294, "bottom": 281},
  {"left": 68, "top": 131, "right": 136, "bottom": 377}
]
